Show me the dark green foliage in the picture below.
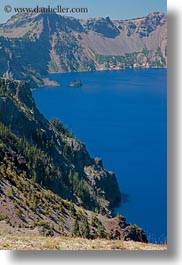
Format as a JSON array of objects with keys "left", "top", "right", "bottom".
[
  {"left": 67, "top": 170, "right": 100, "bottom": 211},
  {"left": 0, "top": 122, "right": 63, "bottom": 189},
  {"left": 95, "top": 53, "right": 137, "bottom": 66},
  {"left": 50, "top": 118, "right": 73, "bottom": 137},
  {"left": 91, "top": 214, "right": 106, "bottom": 238},
  {"left": 69, "top": 203, "right": 77, "bottom": 218},
  {"left": 97, "top": 224, "right": 106, "bottom": 238},
  {"left": 72, "top": 218, "right": 80, "bottom": 237},
  {"left": 63, "top": 144, "right": 71, "bottom": 158},
  {"left": 155, "top": 48, "right": 166, "bottom": 66},
  {"left": 142, "top": 47, "right": 149, "bottom": 56},
  {"left": 74, "top": 210, "right": 90, "bottom": 238},
  {"left": 34, "top": 128, "right": 56, "bottom": 151},
  {"left": 0, "top": 80, "right": 10, "bottom": 97},
  {"left": 91, "top": 215, "right": 99, "bottom": 227},
  {"left": 95, "top": 52, "right": 139, "bottom": 68},
  {"left": 95, "top": 47, "right": 166, "bottom": 69},
  {"left": 80, "top": 217, "right": 90, "bottom": 238},
  {"left": 34, "top": 220, "right": 50, "bottom": 229}
]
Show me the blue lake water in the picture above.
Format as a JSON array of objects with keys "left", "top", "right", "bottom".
[{"left": 33, "top": 69, "right": 167, "bottom": 243}]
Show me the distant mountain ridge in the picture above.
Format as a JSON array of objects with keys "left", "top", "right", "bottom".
[{"left": 0, "top": 12, "right": 167, "bottom": 86}]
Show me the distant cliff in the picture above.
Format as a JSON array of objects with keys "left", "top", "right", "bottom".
[{"left": 0, "top": 12, "right": 167, "bottom": 86}]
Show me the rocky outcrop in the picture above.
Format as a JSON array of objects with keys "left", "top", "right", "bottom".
[
  {"left": 106, "top": 216, "right": 148, "bottom": 243},
  {"left": 122, "top": 225, "right": 148, "bottom": 242},
  {"left": 0, "top": 12, "right": 167, "bottom": 86},
  {"left": 84, "top": 16, "right": 120, "bottom": 38}
]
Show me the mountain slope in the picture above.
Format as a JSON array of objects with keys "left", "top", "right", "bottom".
[
  {"left": 0, "top": 78, "right": 148, "bottom": 243},
  {"left": 0, "top": 12, "right": 167, "bottom": 86},
  {"left": 0, "top": 137, "right": 147, "bottom": 242},
  {"left": 0, "top": 78, "right": 121, "bottom": 213}
]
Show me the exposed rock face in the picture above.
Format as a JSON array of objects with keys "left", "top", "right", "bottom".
[
  {"left": 123, "top": 225, "right": 148, "bottom": 242},
  {"left": 0, "top": 156, "right": 147, "bottom": 242},
  {"left": 0, "top": 78, "right": 148, "bottom": 242},
  {"left": 0, "top": 78, "right": 121, "bottom": 213},
  {"left": 84, "top": 16, "right": 120, "bottom": 38},
  {"left": 107, "top": 216, "right": 148, "bottom": 243},
  {"left": 0, "top": 12, "right": 167, "bottom": 86}
]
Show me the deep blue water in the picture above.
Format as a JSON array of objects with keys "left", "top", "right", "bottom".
[{"left": 33, "top": 69, "right": 167, "bottom": 243}]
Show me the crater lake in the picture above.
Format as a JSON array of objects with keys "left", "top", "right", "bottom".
[{"left": 33, "top": 68, "right": 167, "bottom": 243}]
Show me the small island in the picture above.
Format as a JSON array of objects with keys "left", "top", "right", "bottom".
[{"left": 69, "top": 80, "right": 83, "bottom": 87}]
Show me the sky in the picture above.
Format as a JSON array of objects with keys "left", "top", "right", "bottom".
[{"left": 0, "top": 0, "right": 167, "bottom": 23}]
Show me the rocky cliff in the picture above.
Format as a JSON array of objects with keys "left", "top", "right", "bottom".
[
  {"left": 0, "top": 78, "right": 148, "bottom": 243},
  {"left": 0, "top": 12, "right": 167, "bottom": 86},
  {"left": 0, "top": 78, "right": 121, "bottom": 213}
]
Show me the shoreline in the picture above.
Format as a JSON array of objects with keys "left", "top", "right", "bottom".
[{"left": 31, "top": 67, "right": 167, "bottom": 90}]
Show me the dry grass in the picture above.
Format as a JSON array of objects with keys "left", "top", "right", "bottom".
[{"left": 0, "top": 234, "right": 167, "bottom": 251}]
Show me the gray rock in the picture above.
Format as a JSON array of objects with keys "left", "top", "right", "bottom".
[
  {"left": 45, "top": 229, "right": 54, "bottom": 237},
  {"left": 95, "top": 157, "right": 103, "bottom": 167},
  {"left": 123, "top": 225, "right": 148, "bottom": 243}
]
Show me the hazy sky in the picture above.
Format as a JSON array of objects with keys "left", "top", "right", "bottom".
[{"left": 0, "top": 0, "right": 167, "bottom": 23}]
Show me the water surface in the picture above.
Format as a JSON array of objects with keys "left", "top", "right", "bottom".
[{"left": 33, "top": 69, "right": 167, "bottom": 243}]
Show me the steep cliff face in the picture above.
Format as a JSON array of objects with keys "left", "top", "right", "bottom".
[
  {"left": 0, "top": 78, "right": 150, "bottom": 243},
  {"left": 0, "top": 78, "right": 121, "bottom": 213},
  {"left": 0, "top": 138, "right": 147, "bottom": 242},
  {"left": 0, "top": 12, "right": 167, "bottom": 86},
  {"left": 0, "top": 79, "right": 147, "bottom": 242},
  {"left": 0, "top": 78, "right": 148, "bottom": 242}
]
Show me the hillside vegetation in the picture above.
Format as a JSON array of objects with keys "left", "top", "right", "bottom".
[{"left": 0, "top": 78, "right": 149, "bottom": 247}]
